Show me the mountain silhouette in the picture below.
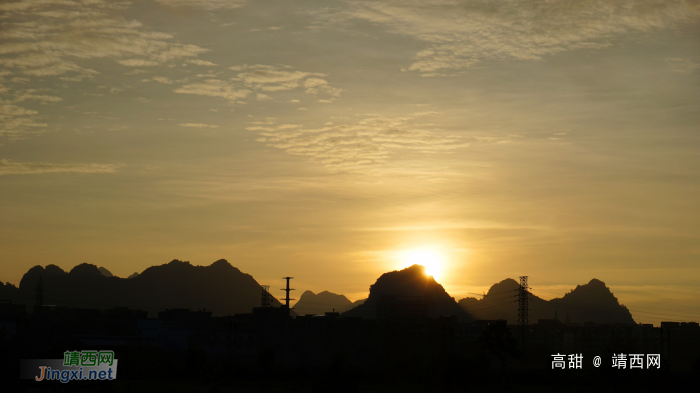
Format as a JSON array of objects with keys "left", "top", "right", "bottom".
[
  {"left": 458, "top": 278, "right": 635, "bottom": 325},
  {"left": 98, "top": 267, "right": 113, "bottom": 277},
  {"left": 0, "top": 281, "right": 19, "bottom": 301},
  {"left": 342, "top": 265, "right": 471, "bottom": 321},
  {"left": 5, "top": 260, "right": 636, "bottom": 324},
  {"left": 292, "top": 290, "right": 354, "bottom": 315},
  {"left": 15, "top": 259, "right": 282, "bottom": 316},
  {"left": 352, "top": 298, "right": 367, "bottom": 306}
]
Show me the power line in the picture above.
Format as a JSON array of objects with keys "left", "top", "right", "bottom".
[
  {"left": 468, "top": 300, "right": 518, "bottom": 312},
  {"left": 527, "top": 286, "right": 700, "bottom": 314},
  {"left": 527, "top": 288, "right": 700, "bottom": 321},
  {"left": 526, "top": 289, "right": 700, "bottom": 322}
]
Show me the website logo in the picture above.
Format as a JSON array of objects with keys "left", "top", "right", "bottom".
[{"left": 20, "top": 350, "right": 118, "bottom": 383}]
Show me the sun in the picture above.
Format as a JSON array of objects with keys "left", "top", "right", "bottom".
[{"left": 399, "top": 249, "right": 445, "bottom": 282}]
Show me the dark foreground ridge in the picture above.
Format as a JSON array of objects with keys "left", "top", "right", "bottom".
[
  {"left": 1, "top": 261, "right": 698, "bottom": 391},
  {"left": 342, "top": 264, "right": 472, "bottom": 321},
  {"left": 458, "top": 278, "right": 636, "bottom": 325},
  {"left": 0, "top": 261, "right": 637, "bottom": 325},
  {"left": 12, "top": 259, "right": 282, "bottom": 316},
  {"left": 292, "top": 290, "right": 362, "bottom": 315}
]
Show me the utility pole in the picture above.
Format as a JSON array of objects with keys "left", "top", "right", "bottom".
[
  {"left": 280, "top": 277, "right": 295, "bottom": 309},
  {"left": 518, "top": 276, "right": 529, "bottom": 349}
]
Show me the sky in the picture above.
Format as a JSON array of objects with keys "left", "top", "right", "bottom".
[{"left": 1, "top": 0, "right": 699, "bottom": 325}]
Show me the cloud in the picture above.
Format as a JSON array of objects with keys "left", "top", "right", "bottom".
[
  {"left": 0, "top": 0, "right": 209, "bottom": 79},
  {"left": 154, "top": 0, "right": 247, "bottom": 10},
  {"left": 250, "top": 26, "right": 282, "bottom": 32},
  {"left": 303, "top": 77, "right": 342, "bottom": 96},
  {"left": 13, "top": 89, "right": 63, "bottom": 103},
  {"left": 152, "top": 76, "right": 173, "bottom": 84},
  {"left": 249, "top": 114, "right": 468, "bottom": 171},
  {"left": 304, "top": 78, "right": 327, "bottom": 88},
  {"left": 175, "top": 65, "right": 342, "bottom": 102},
  {"left": 237, "top": 68, "right": 320, "bottom": 91},
  {"left": 0, "top": 100, "right": 47, "bottom": 140},
  {"left": 175, "top": 79, "right": 251, "bottom": 101},
  {"left": 0, "top": 159, "right": 121, "bottom": 175},
  {"left": 188, "top": 59, "right": 217, "bottom": 66},
  {"left": 0, "top": 0, "right": 217, "bottom": 145},
  {"left": 193, "top": 72, "right": 221, "bottom": 78},
  {"left": 125, "top": 69, "right": 148, "bottom": 75},
  {"left": 119, "top": 59, "right": 159, "bottom": 67},
  {"left": 179, "top": 123, "right": 219, "bottom": 128},
  {"left": 473, "top": 134, "right": 523, "bottom": 144},
  {"left": 329, "top": 0, "right": 700, "bottom": 74},
  {"left": 665, "top": 58, "right": 700, "bottom": 74}
]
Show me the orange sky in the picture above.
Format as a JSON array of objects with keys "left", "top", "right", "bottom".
[{"left": 1, "top": 0, "right": 699, "bottom": 325}]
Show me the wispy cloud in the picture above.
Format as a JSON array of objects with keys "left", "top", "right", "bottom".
[
  {"left": 179, "top": 123, "right": 219, "bottom": 128},
  {"left": 303, "top": 77, "right": 342, "bottom": 96},
  {"left": 188, "top": 59, "right": 217, "bottom": 66},
  {"left": 118, "top": 59, "right": 159, "bottom": 67},
  {"left": 0, "top": 0, "right": 217, "bottom": 142},
  {"left": 13, "top": 89, "right": 63, "bottom": 103},
  {"left": 0, "top": 99, "right": 47, "bottom": 140},
  {"left": 0, "top": 158, "right": 122, "bottom": 175},
  {"left": 665, "top": 58, "right": 700, "bottom": 74},
  {"left": 152, "top": 76, "right": 174, "bottom": 84},
  {"left": 175, "top": 64, "right": 342, "bottom": 102},
  {"left": 154, "top": 0, "right": 247, "bottom": 11},
  {"left": 0, "top": 0, "right": 209, "bottom": 79},
  {"left": 327, "top": 0, "right": 700, "bottom": 75},
  {"left": 250, "top": 26, "right": 283, "bottom": 32},
  {"left": 236, "top": 65, "right": 322, "bottom": 92},
  {"left": 249, "top": 114, "right": 467, "bottom": 171},
  {"left": 175, "top": 79, "right": 251, "bottom": 101}
]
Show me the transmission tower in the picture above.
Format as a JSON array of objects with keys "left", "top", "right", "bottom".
[
  {"left": 518, "top": 276, "right": 529, "bottom": 347},
  {"left": 261, "top": 285, "right": 272, "bottom": 307},
  {"left": 280, "top": 277, "right": 295, "bottom": 309}
]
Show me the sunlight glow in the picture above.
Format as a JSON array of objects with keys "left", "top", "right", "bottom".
[{"left": 399, "top": 248, "right": 445, "bottom": 282}]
